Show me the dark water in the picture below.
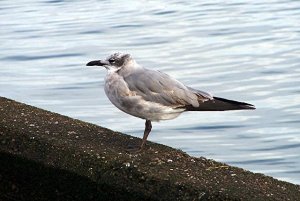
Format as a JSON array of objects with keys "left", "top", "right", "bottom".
[{"left": 1, "top": 0, "right": 300, "bottom": 184}]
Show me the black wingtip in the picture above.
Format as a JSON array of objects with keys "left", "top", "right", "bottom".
[
  {"left": 213, "top": 97, "right": 256, "bottom": 110},
  {"left": 241, "top": 104, "right": 256, "bottom": 110}
]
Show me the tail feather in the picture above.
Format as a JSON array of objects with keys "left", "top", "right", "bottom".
[{"left": 183, "top": 96, "right": 255, "bottom": 111}]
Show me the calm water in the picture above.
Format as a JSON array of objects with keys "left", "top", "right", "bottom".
[{"left": 1, "top": 0, "right": 300, "bottom": 184}]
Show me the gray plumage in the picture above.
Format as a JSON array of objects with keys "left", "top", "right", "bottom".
[
  {"left": 123, "top": 68, "right": 212, "bottom": 108},
  {"left": 86, "top": 53, "right": 255, "bottom": 150}
]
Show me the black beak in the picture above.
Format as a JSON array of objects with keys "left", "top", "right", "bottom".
[{"left": 86, "top": 60, "right": 109, "bottom": 66}]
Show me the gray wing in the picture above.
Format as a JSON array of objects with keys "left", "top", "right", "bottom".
[{"left": 123, "top": 68, "right": 212, "bottom": 108}]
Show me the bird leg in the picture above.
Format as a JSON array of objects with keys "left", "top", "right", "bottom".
[
  {"left": 126, "top": 120, "right": 152, "bottom": 153},
  {"left": 140, "top": 120, "right": 152, "bottom": 149}
]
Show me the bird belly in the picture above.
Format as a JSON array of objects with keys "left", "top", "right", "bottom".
[{"left": 104, "top": 75, "right": 184, "bottom": 121}]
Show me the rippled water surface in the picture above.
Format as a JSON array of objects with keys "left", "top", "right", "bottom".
[{"left": 1, "top": 0, "right": 300, "bottom": 184}]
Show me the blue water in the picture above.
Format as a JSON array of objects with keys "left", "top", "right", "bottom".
[{"left": 1, "top": 0, "right": 300, "bottom": 184}]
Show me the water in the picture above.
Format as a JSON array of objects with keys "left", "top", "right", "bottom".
[{"left": 1, "top": 0, "right": 300, "bottom": 184}]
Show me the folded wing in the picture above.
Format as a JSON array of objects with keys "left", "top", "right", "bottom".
[
  {"left": 123, "top": 68, "right": 211, "bottom": 108},
  {"left": 123, "top": 68, "right": 255, "bottom": 111}
]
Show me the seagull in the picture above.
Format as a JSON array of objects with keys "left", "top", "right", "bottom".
[{"left": 86, "top": 53, "right": 255, "bottom": 151}]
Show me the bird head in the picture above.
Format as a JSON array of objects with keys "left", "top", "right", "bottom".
[{"left": 86, "top": 52, "right": 133, "bottom": 72}]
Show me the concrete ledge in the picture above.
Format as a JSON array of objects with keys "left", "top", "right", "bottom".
[{"left": 0, "top": 97, "right": 299, "bottom": 201}]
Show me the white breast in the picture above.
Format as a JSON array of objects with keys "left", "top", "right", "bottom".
[{"left": 104, "top": 72, "right": 184, "bottom": 121}]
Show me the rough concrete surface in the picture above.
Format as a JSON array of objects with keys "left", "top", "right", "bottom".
[{"left": 0, "top": 97, "right": 299, "bottom": 201}]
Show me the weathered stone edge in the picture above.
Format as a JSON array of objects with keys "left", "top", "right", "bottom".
[{"left": 0, "top": 97, "right": 299, "bottom": 201}]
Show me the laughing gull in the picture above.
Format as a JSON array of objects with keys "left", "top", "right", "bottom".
[{"left": 87, "top": 53, "right": 255, "bottom": 150}]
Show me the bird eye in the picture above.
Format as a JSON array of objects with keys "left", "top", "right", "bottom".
[{"left": 108, "top": 58, "right": 115, "bottom": 63}]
